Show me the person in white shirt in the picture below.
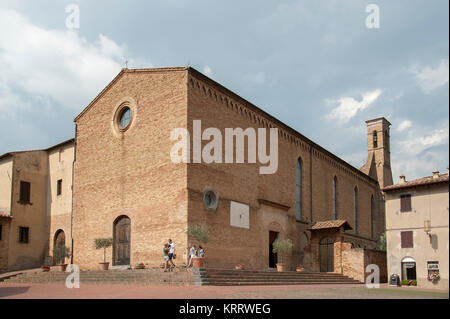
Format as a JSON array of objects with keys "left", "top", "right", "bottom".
[
  {"left": 187, "top": 244, "right": 197, "bottom": 267},
  {"left": 168, "top": 238, "right": 176, "bottom": 269}
]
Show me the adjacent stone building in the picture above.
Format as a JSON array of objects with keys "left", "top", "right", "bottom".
[
  {"left": 384, "top": 170, "right": 449, "bottom": 289},
  {"left": 1, "top": 67, "right": 391, "bottom": 276},
  {"left": 0, "top": 140, "right": 74, "bottom": 272}
]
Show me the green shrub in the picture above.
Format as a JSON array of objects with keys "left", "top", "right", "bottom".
[
  {"left": 272, "top": 238, "right": 293, "bottom": 263},
  {"left": 378, "top": 233, "right": 387, "bottom": 251},
  {"left": 53, "top": 245, "right": 71, "bottom": 265},
  {"left": 94, "top": 238, "right": 113, "bottom": 262},
  {"left": 188, "top": 224, "right": 209, "bottom": 245}
]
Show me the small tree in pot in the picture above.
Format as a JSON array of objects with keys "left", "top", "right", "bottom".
[
  {"left": 95, "top": 238, "right": 113, "bottom": 270},
  {"left": 187, "top": 224, "right": 209, "bottom": 268},
  {"left": 53, "top": 245, "right": 71, "bottom": 271},
  {"left": 272, "top": 238, "right": 293, "bottom": 272}
]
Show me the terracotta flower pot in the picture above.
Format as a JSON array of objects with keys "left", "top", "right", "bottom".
[
  {"left": 276, "top": 263, "right": 285, "bottom": 272},
  {"left": 296, "top": 267, "right": 305, "bottom": 272},
  {"left": 41, "top": 266, "right": 50, "bottom": 272},
  {"left": 58, "top": 264, "right": 68, "bottom": 272},
  {"left": 99, "top": 262, "right": 110, "bottom": 270},
  {"left": 192, "top": 257, "right": 205, "bottom": 268}
]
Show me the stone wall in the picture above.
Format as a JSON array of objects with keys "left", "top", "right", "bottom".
[
  {"left": 341, "top": 243, "right": 387, "bottom": 283},
  {"left": 0, "top": 218, "right": 10, "bottom": 272},
  {"left": 186, "top": 69, "right": 384, "bottom": 270}
]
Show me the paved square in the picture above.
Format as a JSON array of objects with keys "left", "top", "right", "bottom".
[{"left": 0, "top": 283, "right": 447, "bottom": 299}]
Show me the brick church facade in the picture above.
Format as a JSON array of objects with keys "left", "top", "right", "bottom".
[{"left": 1, "top": 67, "right": 392, "bottom": 274}]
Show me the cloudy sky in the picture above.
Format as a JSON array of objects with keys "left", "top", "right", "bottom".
[{"left": 0, "top": 0, "right": 448, "bottom": 181}]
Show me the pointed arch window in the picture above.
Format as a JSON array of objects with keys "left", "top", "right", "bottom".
[
  {"left": 296, "top": 159, "right": 302, "bottom": 221},
  {"left": 370, "top": 195, "right": 375, "bottom": 239},
  {"left": 332, "top": 177, "right": 337, "bottom": 219},
  {"left": 353, "top": 187, "right": 358, "bottom": 234}
]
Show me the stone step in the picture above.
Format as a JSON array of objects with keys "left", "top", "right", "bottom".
[
  {"left": 203, "top": 270, "right": 349, "bottom": 276},
  {"left": 202, "top": 281, "right": 360, "bottom": 286},
  {"left": 204, "top": 272, "right": 349, "bottom": 277}
]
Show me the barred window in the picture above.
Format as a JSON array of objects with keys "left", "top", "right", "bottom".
[{"left": 19, "top": 227, "right": 29, "bottom": 243}]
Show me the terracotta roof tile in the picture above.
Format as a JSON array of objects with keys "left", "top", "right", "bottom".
[
  {"left": 383, "top": 173, "right": 449, "bottom": 191},
  {"left": 309, "top": 219, "right": 352, "bottom": 230}
]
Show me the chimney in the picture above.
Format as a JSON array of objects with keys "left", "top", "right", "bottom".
[
  {"left": 432, "top": 170, "right": 440, "bottom": 179},
  {"left": 399, "top": 175, "right": 406, "bottom": 184}
]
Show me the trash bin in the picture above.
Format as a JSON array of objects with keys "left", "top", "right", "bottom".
[{"left": 389, "top": 274, "right": 400, "bottom": 286}]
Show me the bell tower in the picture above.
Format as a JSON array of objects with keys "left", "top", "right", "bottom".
[{"left": 362, "top": 117, "right": 393, "bottom": 188}]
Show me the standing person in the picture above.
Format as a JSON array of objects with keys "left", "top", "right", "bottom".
[
  {"left": 187, "top": 244, "right": 197, "bottom": 267},
  {"left": 168, "top": 238, "right": 176, "bottom": 270},
  {"left": 198, "top": 245, "right": 205, "bottom": 258},
  {"left": 163, "top": 243, "right": 170, "bottom": 272}
]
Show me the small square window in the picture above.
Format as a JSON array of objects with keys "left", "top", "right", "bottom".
[
  {"left": 57, "top": 179, "right": 62, "bottom": 196},
  {"left": 19, "top": 227, "right": 29, "bottom": 243}
]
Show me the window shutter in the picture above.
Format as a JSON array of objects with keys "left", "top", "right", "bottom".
[
  {"left": 401, "top": 231, "right": 413, "bottom": 248},
  {"left": 20, "top": 181, "right": 31, "bottom": 203},
  {"left": 400, "top": 194, "right": 411, "bottom": 212}
]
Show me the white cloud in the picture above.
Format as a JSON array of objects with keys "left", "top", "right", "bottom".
[
  {"left": 400, "top": 127, "right": 449, "bottom": 156},
  {"left": 411, "top": 59, "right": 449, "bottom": 94},
  {"left": 243, "top": 71, "right": 266, "bottom": 85},
  {"left": 326, "top": 89, "right": 382, "bottom": 123},
  {"left": 202, "top": 65, "right": 213, "bottom": 76},
  {"left": 396, "top": 120, "right": 412, "bottom": 132},
  {"left": 391, "top": 124, "right": 449, "bottom": 180},
  {"left": 0, "top": 9, "right": 132, "bottom": 112}
]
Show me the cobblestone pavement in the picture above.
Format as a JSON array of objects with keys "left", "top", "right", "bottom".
[{"left": 0, "top": 283, "right": 448, "bottom": 299}]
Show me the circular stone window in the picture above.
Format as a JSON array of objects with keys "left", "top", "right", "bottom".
[
  {"left": 118, "top": 107, "right": 132, "bottom": 130},
  {"left": 203, "top": 189, "right": 219, "bottom": 212}
]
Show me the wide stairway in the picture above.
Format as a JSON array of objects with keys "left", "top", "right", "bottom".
[
  {"left": 0, "top": 269, "right": 192, "bottom": 285},
  {"left": 198, "top": 268, "right": 361, "bottom": 286},
  {"left": 0, "top": 268, "right": 361, "bottom": 286}
]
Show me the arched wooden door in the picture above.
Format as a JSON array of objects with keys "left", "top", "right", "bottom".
[
  {"left": 113, "top": 216, "right": 131, "bottom": 265},
  {"left": 319, "top": 237, "right": 334, "bottom": 272}
]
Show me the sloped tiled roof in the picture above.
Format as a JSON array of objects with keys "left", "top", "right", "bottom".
[
  {"left": 309, "top": 219, "right": 352, "bottom": 231},
  {"left": 383, "top": 173, "right": 449, "bottom": 192}
]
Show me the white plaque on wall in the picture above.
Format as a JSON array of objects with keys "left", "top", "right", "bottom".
[{"left": 230, "top": 201, "right": 250, "bottom": 229}]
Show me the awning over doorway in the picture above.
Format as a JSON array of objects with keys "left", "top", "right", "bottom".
[{"left": 308, "top": 220, "right": 352, "bottom": 231}]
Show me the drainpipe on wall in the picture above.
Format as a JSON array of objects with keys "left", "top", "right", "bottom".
[{"left": 70, "top": 124, "right": 77, "bottom": 265}]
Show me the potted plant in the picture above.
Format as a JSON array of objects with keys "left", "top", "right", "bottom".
[
  {"left": 95, "top": 238, "right": 113, "bottom": 270},
  {"left": 53, "top": 245, "right": 71, "bottom": 271},
  {"left": 296, "top": 266, "right": 305, "bottom": 272},
  {"left": 235, "top": 264, "right": 246, "bottom": 270},
  {"left": 187, "top": 224, "right": 209, "bottom": 268},
  {"left": 41, "top": 265, "right": 51, "bottom": 272},
  {"left": 272, "top": 238, "right": 293, "bottom": 272},
  {"left": 135, "top": 262, "right": 145, "bottom": 269}
]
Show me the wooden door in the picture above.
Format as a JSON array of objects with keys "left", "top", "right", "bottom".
[
  {"left": 114, "top": 216, "right": 131, "bottom": 265},
  {"left": 319, "top": 237, "right": 334, "bottom": 272}
]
